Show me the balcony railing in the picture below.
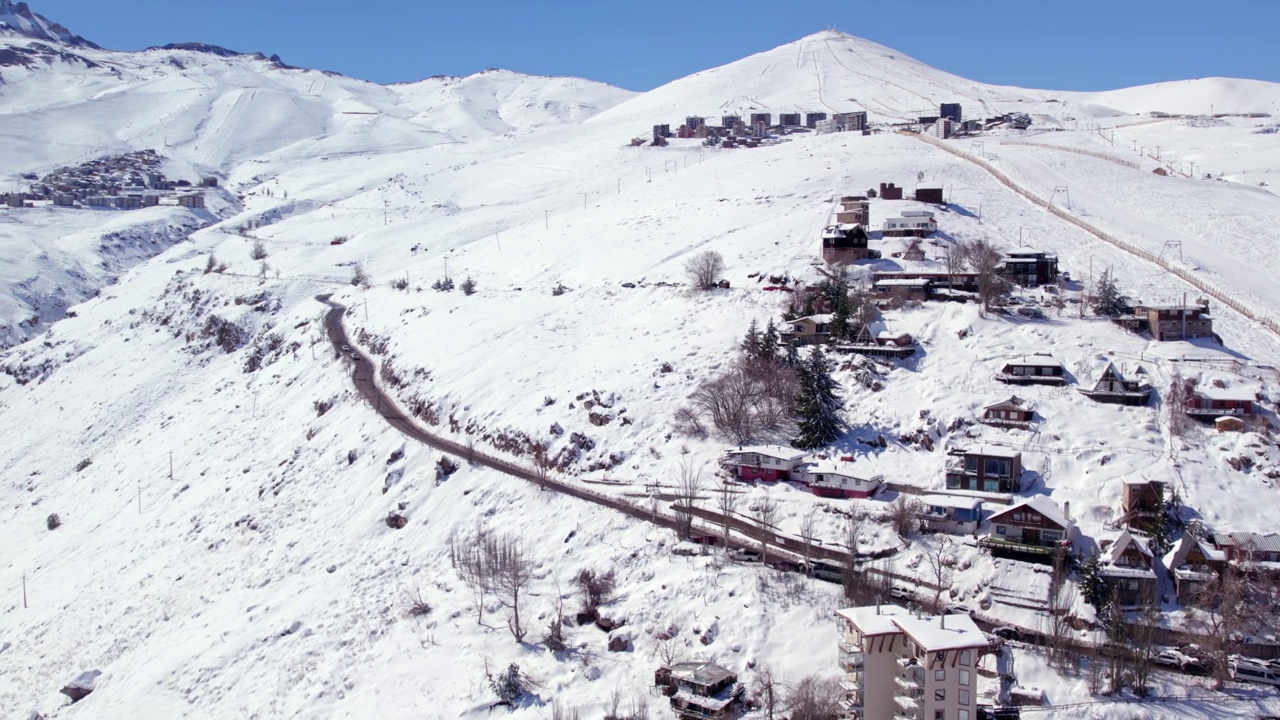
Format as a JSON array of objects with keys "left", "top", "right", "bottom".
[{"left": 839, "top": 650, "right": 865, "bottom": 670}]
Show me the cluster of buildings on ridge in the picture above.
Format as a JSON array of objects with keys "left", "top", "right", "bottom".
[
  {"left": 3, "top": 149, "right": 210, "bottom": 211},
  {"left": 644, "top": 102, "right": 1034, "bottom": 151}
]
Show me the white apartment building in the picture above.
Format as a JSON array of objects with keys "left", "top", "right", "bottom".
[{"left": 836, "top": 604, "right": 989, "bottom": 720}]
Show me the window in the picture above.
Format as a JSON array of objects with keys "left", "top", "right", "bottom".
[
  {"left": 996, "top": 525, "right": 1007, "bottom": 535},
  {"left": 946, "top": 477, "right": 961, "bottom": 489},
  {"left": 959, "top": 689, "right": 971, "bottom": 705},
  {"left": 935, "top": 712, "right": 946, "bottom": 720},
  {"left": 960, "top": 669, "right": 970, "bottom": 686},
  {"left": 959, "top": 711, "right": 970, "bottom": 720},
  {"left": 935, "top": 670, "right": 945, "bottom": 682},
  {"left": 959, "top": 651, "right": 971, "bottom": 667},
  {"left": 1042, "top": 530, "right": 1061, "bottom": 543},
  {"left": 1012, "top": 512, "right": 1023, "bottom": 522},
  {"left": 935, "top": 689, "right": 946, "bottom": 701}
]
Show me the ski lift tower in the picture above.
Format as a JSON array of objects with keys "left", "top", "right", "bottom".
[{"left": 1049, "top": 186, "right": 1071, "bottom": 209}]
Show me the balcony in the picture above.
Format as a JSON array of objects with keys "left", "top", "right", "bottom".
[
  {"left": 981, "top": 536, "right": 1062, "bottom": 555},
  {"left": 839, "top": 649, "right": 865, "bottom": 671}
]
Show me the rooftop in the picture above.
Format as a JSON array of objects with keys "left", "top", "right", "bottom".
[
  {"left": 990, "top": 495, "right": 1072, "bottom": 529},
  {"left": 668, "top": 661, "right": 736, "bottom": 688},
  {"left": 836, "top": 605, "right": 986, "bottom": 651},
  {"left": 729, "top": 445, "right": 806, "bottom": 461},
  {"left": 836, "top": 603, "right": 911, "bottom": 636},
  {"left": 1003, "top": 355, "right": 1064, "bottom": 369},
  {"left": 920, "top": 494, "right": 984, "bottom": 511},
  {"left": 1223, "top": 532, "right": 1280, "bottom": 554}
]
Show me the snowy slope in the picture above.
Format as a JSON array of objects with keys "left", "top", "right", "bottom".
[{"left": 3, "top": 11, "right": 1280, "bottom": 719}]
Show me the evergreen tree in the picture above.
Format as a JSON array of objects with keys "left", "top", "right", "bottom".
[
  {"left": 783, "top": 340, "right": 801, "bottom": 369},
  {"left": 1077, "top": 553, "right": 1112, "bottom": 619},
  {"left": 759, "top": 320, "right": 780, "bottom": 364},
  {"left": 1091, "top": 269, "right": 1127, "bottom": 317},
  {"left": 792, "top": 347, "right": 843, "bottom": 449},
  {"left": 830, "top": 296, "right": 852, "bottom": 343},
  {"left": 741, "top": 318, "right": 762, "bottom": 359}
]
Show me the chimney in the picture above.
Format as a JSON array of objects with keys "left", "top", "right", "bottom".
[
  {"left": 941, "top": 613, "right": 947, "bottom": 630},
  {"left": 1062, "top": 501, "right": 1071, "bottom": 522}
]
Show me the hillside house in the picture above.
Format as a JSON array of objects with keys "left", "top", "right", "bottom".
[
  {"left": 981, "top": 396, "right": 1033, "bottom": 428},
  {"left": 720, "top": 445, "right": 806, "bottom": 482},
  {"left": 1117, "top": 303, "right": 1214, "bottom": 341},
  {"left": 918, "top": 495, "right": 985, "bottom": 535},
  {"left": 995, "top": 355, "right": 1067, "bottom": 385},
  {"left": 821, "top": 224, "right": 877, "bottom": 264},
  {"left": 835, "top": 604, "right": 989, "bottom": 720},
  {"left": 1187, "top": 385, "right": 1254, "bottom": 418},
  {"left": 879, "top": 182, "right": 904, "bottom": 200},
  {"left": 1100, "top": 530, "right": 1158, "bottom": 607},
  {"left": 914, "top": 182, "right": 944, "bottom": 204},
  {"left": 836, "top": 323, "right": 916, "bottom": 359},
  {"left": 945, "top": 446, "right": 1024, "bottom": 493},
  {"left": 655, "top": 662, "right": 741, "bottom": 720},
  {"left": 1163, "top": 535, "right": 1226, "bottom": 607},
  {"left": 983, "top": 496, "right": 1074, "bottom": 558},
  {"left": 781, "top": 314, "right": 833, "bottom": 345},
  {"left": 873, "top": 271, "right": 979, "bottom": 294},
  {"left": 873, "top": 277, "right": 932, "bottom": 304},
  {"left": 1003, "top": 249, "right": 1060, "bottom": 287},
  {"left": 798, "top": 461, "right": 883, "bottom": 499},
  {"left": 1115, "top": 480, "right": 1165, "bottom": 534},
  {"left": 883, "top": 210, "right": 937, "bottom": 238},
  {"left": 1079, "top": 363, "right": 1152, "bottom": 406}
]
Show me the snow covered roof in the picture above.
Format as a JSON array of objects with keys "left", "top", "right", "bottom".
[
  {"left": 1193, "top": 384, "right": 1257, "bottom": 401},
  {"left": 1107, "top": 530, "right": 1153, "bottom": 565},
  {"left": 836, "top": 603, "right": 910, "bottom": 636},
  {"left": 984, "top": 396, "right": 1026, "bottom": 411},
  {"left": 793, "top": 314, "right": 834, "bottom": 325},
  {"left": 875, "top": 278, "right": 933, "bottom": 287},
  {"left": 802, "top": 460, "right": 879, "bottom": 480},
  {"left": 669, "top": 661, "right": 736, "bottom": 687},
  {"left": 1003, "top": 354, "right": 1063, "bottom": 369},
  {"left": 964, "top": 444, "right": 1021, "bottom": 459},
  {"left": 989, "top": 495, "right": 1071, "bottom": 529},
  {"left": 901, "top": 209, "right": 935, "bottom": 217},
  {"left": 920, "top": 494, "right": 983, "bottom": 511},
  {"left": 915, "top": 182, "right": 943, "bottom": 190},
  {"left": 894, "top": 612, "right": 987, "bottom": 652},
  {"left": 1006, "top": 247, "right": 1048, "bottom": 256},
  {"left": 1163, "top": 534, "right": 1226, "bottom": 569},
  {"left": 729, "top": 445, "right": 806, "bottom": 461}
]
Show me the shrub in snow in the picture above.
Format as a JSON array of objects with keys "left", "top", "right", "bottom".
[
  {"left": 435, "top": 455, "right": 460, "bottom": 483},
  {"left": 542, "top": 616, "right": 568, "bottom": 652},
  {"left": 488, "top": 663, "right": 528, "bottom": 705},
  {"left": 405, "top": 588, "right": 431, "bottom": 617},
  {"left": 684, "top": 250, "right": 725, "bottom": 291},
  {"left": 45, "top": 513, "right": 61, "bottom": 531},
  {"left": 385, "top": 512, "right": 408, "bottom": 529},
  {"left": 461, "top": 276, "right": 476, "bottom": 295},
  {"left": 389, "top": 277, "right": 409, "bottom": 291},
  {"left": 551, "top": 282, "right": 569, "bottom": 296},
  {"left": 73, "top": 458, "right": 92, "bottom": 472},
  {"left": 350, "top": 262, "right": 370, "bottom": 288},
  {"left": 575, "top": 569, "right": 616, "bottom": 612},
  {"left": 249, "top": 239, "right": 268, "bottom": 260}
]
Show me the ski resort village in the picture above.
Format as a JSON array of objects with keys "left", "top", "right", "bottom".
[{"left": 3, "top": 2, "right": 1280, "bottom": 719}]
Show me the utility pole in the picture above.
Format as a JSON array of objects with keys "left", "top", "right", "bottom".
[
  {"left": 544, "top": 210, "right": 548, "bottom": 229},
  {"left": 137, "top": 478, "right": 142, "bottom": 514},
  {"left": 169, "top": 451, "right": 174, "bottom": 482},
  {"left": 22, "top": 574, "right": 27, "bottom": 609},
  {"left": 383, "top": 199, "right": 388, "bottom": 226}
]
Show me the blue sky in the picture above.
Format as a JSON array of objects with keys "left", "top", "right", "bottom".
[{"left": 43, "top": 0, "right": 1278, "bottom": 90}]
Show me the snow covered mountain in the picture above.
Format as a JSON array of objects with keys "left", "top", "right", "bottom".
[
  {"left": 0, "top": 0, "right": 96, "bottom": 48},
  {"left": 4, "top": 8, "right": 1280, "bottom": 719}
]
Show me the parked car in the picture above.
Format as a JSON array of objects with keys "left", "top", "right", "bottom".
[
  {"left": 889, "top": 585, "right": 914, "bottom": 602},
  {"left": 1153, "top": 650, "right": 1189, "bottom": 669},
  {"left": 992, "top": 626, "right": 1023, "bottom": 641},
  {"left": 1230, "top": 656, "right": 1280, "bottom": 686},
  {"left": 946, "top": 603, "right": 975, "bottom": 617},
  {"left": 731, "top": 548, "right": 762, "bottom": 563}
]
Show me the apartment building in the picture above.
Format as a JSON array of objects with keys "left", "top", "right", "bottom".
[{"left": 836, "top": 604, "right": 989, "bottom": 720}]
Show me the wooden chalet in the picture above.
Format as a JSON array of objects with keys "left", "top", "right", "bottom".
[
  {"left": 918, "top": 494, "right": 985, "bottom": 534},
  {"left": 1100, "top": 530, "right": 1158, "bottom": 607},
  {"left": 945, "top": 445, "right": 1024, "bottom": 493},
  {"left": 995, "top": 354, "right": 1067, "bottom": 386},
  {"left": 821, "top": 224, "right": 878, "bottom": 265},
  {"left": 872, "top": 277, "right": 932, "bottom": 303},
  {"left": 1114, "top": 303, "right": 1214, "bottom": 342},
  {"left": 837, "top": 195, "right": 870, "bottom": 225},
  {"left": 1163, "top": 534, "right": 1226, "bottom": 607},
  {"left": 656, "top": 662, "right": 742, "bottom": 720},
  {"left": 1219, "top": 532, "right": 1280, "bottom": 571},
  {"left": 980, "top": 396, "right": 1033, "bottom": 429},
  {"left": 781, "top": 314, "right": 833, "bottom": 346},
  {"left": 834, "top": 323, "right": 916, "bottom": 359},
  {"left": 1113, "top": 480, "right": 1164, "bottom": 533},
  {"left": 720, "top": 445, "right": 806, "bottom": 482},
  {"left": 983, "top": 496, "right": 1074, "bottom": 559},
  {"left": 1079, "top": 362, "right": 1152, "bottom": 406},
  {"left": 797, "top": 461, "right": 883, "bottom": 499}
]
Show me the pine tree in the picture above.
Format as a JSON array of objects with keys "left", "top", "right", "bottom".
[
  {"left": 1077, "top": 553, "right": 1112, "bottom": 619},
  {"left": 830, "top": 297, "right": 851, "bottom": 343},
  {"left": 741, "top": 318, "right": 762, "bottom": 359},
  {"left": 759, "top": 320, "right": 780, "bottom": 364},
  {"left": 1091, "top": 269, "right": 1126, "bottom": 317},
  {"left": 792, "top": 347, "right": 843, "bottom": 450},
  {"left": 783, "top": 340, "right": 801, "bottom": 369}
]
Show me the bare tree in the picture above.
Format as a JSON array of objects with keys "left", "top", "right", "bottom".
[
  {"left": 942, "top": 243, "right": 965, "bottom": 292},
  {"left": 1128, "top": 600, "right": 1162, "bottom": 696},
  {"left": 843, "top": 510, "right": 865, "bottom": 563},
  {"left": 688, "top": 359, "right": 798, "bottom": 443},
  {"left": 714, "top": 480, "right": 742, "bottom": 553},
  {"left": 685, "top": 250, "right": 725, "bottom": 291},
  {"left": 925, "top": 536, "right": 956, "bottom": 610},
  {"left": 203, "top": 253, "right": 218, "bottom": 274},
  {"left": 1046, "top": 551, "right": 1078, "bottom": 668},
  {"left": 799, "top": 506, "right": 820, "bottom": 562},
  {"left": 961, "top": 238, "right": 1010, "bottom": 311},
  {"left": 1191, "top": 568, "right": 1252, "bottom": 689},
  {"left": 489, "top": 534, "right": 536, "bottom": 642},
  {"left": 650, "top": 635, "right": 681, "bottom": 668},
  {"left": 785, "top": 675, "right": 844, "bottom": 720},
  {"left": 449, "top": 528, "right": 495, "bottom": 625},
  {"left": 1166, "top": 370, "right": 1194, "bottom": 440},
  {"left": 751, "top": 495, "right": 779, "bottom": 565},
  {"left": 250, "top": 238, "right": 268, "bottom": 260},
  {"left": 753, "top": 665, "right": 781, "bottom": 720},
  {"left": 673, "top": 460, "right": 705, "bottom": 540},
  {"left": 888, "top": 495, "right": 921, "bottom": 538}
]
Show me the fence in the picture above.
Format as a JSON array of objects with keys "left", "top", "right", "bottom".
[
  {"left": 1001, "top": 141, "right": 1140, "bottom": 170},
  {"left": 907, "top": 132, "right": 1280, "bottom": 340}
]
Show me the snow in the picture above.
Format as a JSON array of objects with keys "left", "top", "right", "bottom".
[
  {"left": 919, "top": 495, "right": 983, "bottom": 511},
  {"left": 990, "top": 497, "right": 1073, "bottom": 530},
  {"left": 2, "top": 14, "right": 1280, "bottom": 720}
]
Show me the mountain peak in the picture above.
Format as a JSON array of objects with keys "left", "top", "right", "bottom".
[{"left": 0, "top": 0, "right": 98, "bottom": 48}]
